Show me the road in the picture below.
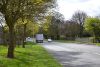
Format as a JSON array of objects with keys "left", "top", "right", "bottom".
[{"left": 41, "top": 42, "right": 100, "bottom": 67}]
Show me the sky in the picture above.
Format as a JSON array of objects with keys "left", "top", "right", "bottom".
[{"left": 57, "top": 0, "right": 100, "bottom": 20}]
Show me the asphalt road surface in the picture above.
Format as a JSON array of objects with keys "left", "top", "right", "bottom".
[{"left": 41, "top": 42, "right": 100, "bottom": 67}]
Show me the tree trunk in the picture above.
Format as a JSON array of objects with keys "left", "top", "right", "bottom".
[
  {"left": 79, "top": 24, "right": 83, "bottom": 38},
  {"left": 7, "top": 26, "right": 15, "bottom": 58},
  {"left": 22, "top": 38, "right": 25, "bottom": 48},
  {"left": 22, "top": 23, "right": 27, "bottom": 48}
]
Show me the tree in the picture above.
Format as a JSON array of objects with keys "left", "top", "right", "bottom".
[
  {"left": 0, "top": 0, "right": 56, "bottom": 58},
  {"left": 84, "top": 17, "right": 100, "bottom": 42},
  {"left": 15, "top": 19, "right": 39, "bottom": 47},
  {"left": 61, "top": 20, "right": 79, "bottom": 40},
  {"left": 42, "top": 11, "right": 64, "bottom": 39},
  {"left": 72, "top": 11, "right": 87, "bottom": 37}
]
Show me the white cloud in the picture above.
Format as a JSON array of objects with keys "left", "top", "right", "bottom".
[{"left": 57, "top": 0, "right": 100, "bottom": 20}]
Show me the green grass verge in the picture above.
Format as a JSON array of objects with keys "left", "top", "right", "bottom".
[
  {"left": 54, "top": 40, "right": 79, "bottom": 43},
  {"left": 0, "top": 43, "right": 61, "bottom": 67},
  {"left": 54, "top": 40, "right": 94, "bottom": 44},
  {"left": 96, "top": 43, "right": 100, "bottom": 46}
]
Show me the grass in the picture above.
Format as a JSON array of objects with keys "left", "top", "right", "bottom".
[
  {"left": 0, "top": 42, "right": 61, "bottom": 67},
  {"left": 95, "top": 43, "right": 100, "bottom": 46},
  {"left": 54, "top": 39, "right": 95, "bottom": 45},
  {"left": 54, "top": 40, "right": 79, "bottom": 43}
]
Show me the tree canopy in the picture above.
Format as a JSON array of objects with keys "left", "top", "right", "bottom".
[
  {"left": 0, "top": 0, "right": 56, "bottom": 58},
  {"left": 84, "top": 17, "right": 100, "bottom": 42},
  {"left": 72, "top": 11, "right": 87, "bottom": 37}
]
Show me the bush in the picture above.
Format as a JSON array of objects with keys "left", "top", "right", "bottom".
[
  {"left": 90, "top": 37, "right": 95, "bottom": 43},
  {"left": 90, "top": 37, "right": 100, "bottom": 43}
]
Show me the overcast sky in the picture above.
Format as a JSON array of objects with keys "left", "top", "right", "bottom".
[{"left": 57, "top": 0, "right": 100, "bottom": 20}]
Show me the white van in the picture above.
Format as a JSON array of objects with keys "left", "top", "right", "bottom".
[{"left": 36, "top": 34, "right": 44, "bottom": 43}]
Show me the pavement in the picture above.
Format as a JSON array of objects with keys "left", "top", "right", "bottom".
[{"left": 41, "top": 41, "right": 100, "bottom": 67}]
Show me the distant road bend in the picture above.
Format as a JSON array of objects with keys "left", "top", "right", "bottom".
[{"left": 42, "top": 42, "right": 100, "bottom": 67}]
